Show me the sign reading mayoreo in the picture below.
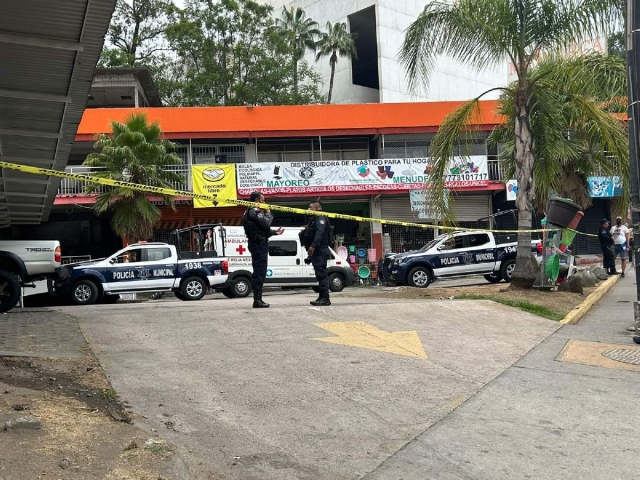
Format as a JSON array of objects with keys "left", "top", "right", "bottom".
[{"left": 236, "top": 157, "right": 489, "bottom": 195}]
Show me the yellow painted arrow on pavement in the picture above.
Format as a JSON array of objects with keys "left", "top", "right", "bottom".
[{"left": 313, "top": 321, "right": 427, "bottom": 359}]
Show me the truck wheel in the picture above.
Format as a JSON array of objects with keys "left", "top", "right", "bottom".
[
  {"left": 484, "top": 274, "right": 503, "bottom": 283},
  {"left": 329, "top": 273, "right": 345, "bottom": 292},
  {"left": 180, "top": 276, "right": 207, "bottom": 301},
  {"left": 500, "top": 259, "right": 516, "bottom": 283},
  {"left": 408, "top": 267, "right": 432, "bottom": 288},
  {"left": 221, "top": 288, "right": 234, "bottom": 299},
  {"left": 0, "top": 271, "right": 21, "bottom": 313},
  {"left": 71, "top": 279, "right": 99, "bottom": 306},
  {"left": 231, "top": 277, "right": 251, "bottom": 298},
  {"left": 174, "top": 291, "right": 185, "bottom": 300}
]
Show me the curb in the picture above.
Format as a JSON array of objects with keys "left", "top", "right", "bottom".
[{"left": 560, "top": 274, "right": 620, "bottom": 325}]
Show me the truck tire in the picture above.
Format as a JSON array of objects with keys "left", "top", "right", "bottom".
[
  {"left": 221, "top": 288, "right": 234, "bottom": 299},
  {"left": 180, "top": 276, "right": 206, "bottom": 301},
  {"left": 329, "top": 273, "right": 345, "bottom": 292},
  {"left": 408, "top": 267, "right": 432, "bottom": 288},
  {"left": 71, "top": 279, "right": 99, "bottom": 306},
  {"left": 231, "top": 277, "right": 251, "bottom": 298},
  {"left": 500, "top": 259, "right": 516, "bottom": 283},
  {"left": 0, "top": 271, "right": 21, "bottom": 313},
  {"left": 174, "top": 291, "right": 185, "bottom": 300},
  {"left": 484, "top": 273, "right": 503, "bottom": 283}
]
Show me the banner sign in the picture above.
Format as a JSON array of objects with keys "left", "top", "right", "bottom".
[
  {"left": 191, "top": 164, "right": 237, "bottom": 208},
  {"left": 506, "top": 179, "right": 518, "bottom": 201},
  {"left": 236, "top": 156, "right": 488, "bottom": 196},
  {"left": 409, "top": 189, "right": 449, "bottom": 220},
  {"left": 588, "top": 176, "right": 622, "bottom": 198}
]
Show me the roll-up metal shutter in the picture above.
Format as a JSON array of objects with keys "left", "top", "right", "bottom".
[
  {"left": 574, "top": 199, "right": 609, "bottom": 255},
  {"left": 380, "top": 195, "right": 429, "bottom": 222},
  {"left": 451, "top": 193, "right": 491, "bottom": 222}
]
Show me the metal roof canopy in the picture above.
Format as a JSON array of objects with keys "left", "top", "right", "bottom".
[{"left": 0, "top": 0, "right": 115, "bottom": 227}]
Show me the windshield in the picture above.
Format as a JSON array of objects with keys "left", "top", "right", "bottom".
[{"left": 421, "top": 234, "right": 447, "bottom": 251}]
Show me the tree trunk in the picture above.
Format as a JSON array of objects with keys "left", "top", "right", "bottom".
[
  {"left": 511, "top": 91, "right": 537, "bottom": 289},
  {"left": 327, "top": 52, "right": 337, "bottom": 104}
]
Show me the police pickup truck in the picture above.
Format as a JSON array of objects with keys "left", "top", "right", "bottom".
[
  {"left": 389, "top": 231, "right": 527, "bottom": 288},
  {"left": 50, "top": 242, "right": 229, "bottom": 305}
]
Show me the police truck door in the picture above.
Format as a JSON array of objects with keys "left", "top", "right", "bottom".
[{"left": 105, "top": 247, "right": 148, "bottom": 291}]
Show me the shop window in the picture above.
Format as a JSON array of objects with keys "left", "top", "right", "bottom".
[
  {"left": 269, "top": 240, "right": 298, "bottom": 257},
  {"left": 467, "top": 234, "right": 490, "bottom": 247}
]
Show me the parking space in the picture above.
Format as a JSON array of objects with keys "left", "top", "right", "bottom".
[{"left": 60, "top": 292, "right": 559, "bottom": 480}]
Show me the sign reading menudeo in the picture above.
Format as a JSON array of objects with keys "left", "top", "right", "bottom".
[{"left": 236, "top": 157, "right": 488, "bottom": 195}]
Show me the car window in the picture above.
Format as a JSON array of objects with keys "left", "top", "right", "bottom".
[
  {"left": 269, "top": 240, "right": 297, "bottom": 257},
  {"left": 114, "top": 248, "right": 143, "bottom": 264},
  {"left": 440, "top": 236, "right": 466, "bottom": 250},
  {"left": 467, "top": 234, "right": 490, "bottom": 247},
  {"left": 146, "top": 247, "right": 172, "bottom": 262}
]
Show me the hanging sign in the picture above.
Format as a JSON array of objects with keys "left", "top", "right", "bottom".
[
  {"left": 236, "top": 157, "right": 489, "bottom": 196},
  {"left": 191, "top": 164, "right": 237, "bottom": 208}
]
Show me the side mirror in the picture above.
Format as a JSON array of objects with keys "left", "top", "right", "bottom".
[
  {"left": 109, "top": 258, "right": 116, "bottom": 264},
  {"left": 437, "top": 246, "right": 444, "bottom": 251}
]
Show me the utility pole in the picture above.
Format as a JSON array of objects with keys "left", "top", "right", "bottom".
[{"left": 628, "top": 0, "right": 640, "bottom": 341}]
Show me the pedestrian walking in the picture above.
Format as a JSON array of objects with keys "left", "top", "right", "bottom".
[
  {"left": 304, "top": 201, "right": 332, "bottom": 306},
  {"left": 610, "top": 216, "right": 630, "bottom": 277},
  {"left": 242, "top": 192, "right": 283, "bottom": 308},
  {"left": 598, "top": 218, "right": 617, "bottom": 275}
]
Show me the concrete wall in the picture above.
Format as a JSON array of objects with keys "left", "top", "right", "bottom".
[{"left": 264, "top": 0, "right": 506, "bottom": 104}]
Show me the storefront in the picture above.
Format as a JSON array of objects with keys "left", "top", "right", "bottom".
[{"left": 380, "top": 192, "right": 492, "bottom": 252}]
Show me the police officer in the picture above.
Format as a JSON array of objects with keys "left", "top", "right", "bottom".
[
  {"left": 242, "top": 192, "right": 283, "bottom": 308},
  {"left": 598, "top": 218, "right": 618, "bottom": 275},
  {"left": 305, "top": 201, "right": 331, "bottom": 306}
]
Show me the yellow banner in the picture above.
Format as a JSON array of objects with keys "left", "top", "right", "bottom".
[{"left": 191, "top": 164, "right": 237, "bottom": 208}]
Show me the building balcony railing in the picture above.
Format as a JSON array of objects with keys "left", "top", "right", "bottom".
[
  {"left": 57, "top": 158, "right": 508, "bottom": 197},
  {"left": 56, "top": 165, "right": 191, "bottom": 197}
]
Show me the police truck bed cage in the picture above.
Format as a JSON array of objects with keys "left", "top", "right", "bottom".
[{"left": 169, "top": 224, "right": 227, "bottom": 260}]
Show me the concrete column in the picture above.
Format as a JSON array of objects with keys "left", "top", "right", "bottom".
[
  {"left": 371, "top": 195, "right": 383, "bottom": 257},
  {"left": 134, "top": 87, "right": 139, "bottom": 108}
]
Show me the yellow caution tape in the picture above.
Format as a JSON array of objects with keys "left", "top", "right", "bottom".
[{"left": 0, "top": 161, "right": 597, "bottom": 237}]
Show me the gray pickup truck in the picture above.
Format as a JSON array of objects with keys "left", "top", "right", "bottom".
[{"left": 0, "top": 240, "right": 62, "bottom": 312}]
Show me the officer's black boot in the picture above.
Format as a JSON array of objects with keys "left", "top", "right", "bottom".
[
  {"left": 253, "top": 291, "right": 270, "bottom": 308},
  {"left": 310, "top": 291, "right": 331, "bottom": 306}
]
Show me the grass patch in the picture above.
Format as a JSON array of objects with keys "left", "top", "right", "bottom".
[
  {"left": 456, "top": 294, "right": 565, "bottom": 321},
  {"left": 101, "top": 388, "right": 117, "bottom": 401}
]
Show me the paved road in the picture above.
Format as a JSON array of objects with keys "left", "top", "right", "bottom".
[{"left": 60, "top": 291, "right": 558, "bottom": 480}]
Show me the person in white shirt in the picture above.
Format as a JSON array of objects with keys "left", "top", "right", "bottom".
[{"left": 610, "top": 216, "right": 630, "bottom": 277}]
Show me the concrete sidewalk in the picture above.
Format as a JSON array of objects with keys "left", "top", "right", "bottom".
[{"left": 365, "top": 272, "right": 640, "bottom": 480}]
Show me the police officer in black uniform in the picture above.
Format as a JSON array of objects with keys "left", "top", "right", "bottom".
[
  {"left": 303, "top": 201, "right": 331, "bottom": 306},
  {"left": 242, "top": 192, "right": 283, "bottom": 308},
  {"left": 598, "top": 218, "right": 618, "bottom": 275}
]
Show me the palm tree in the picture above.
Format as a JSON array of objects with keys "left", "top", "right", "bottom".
[
  {"left": 276, "top": 6, "right": 321, "bottom": 101},
  {"left": 400, "top": 0, "right": 622, "bottom": 288},
  {"left": 83, "top": 112, "right": 184, "bottom": 244},
  {"left": 493, "top": 54, "right": 628, "bottom": 213},
  {"left": 315, "top": 21, "right": 358, "bottom": 104}
]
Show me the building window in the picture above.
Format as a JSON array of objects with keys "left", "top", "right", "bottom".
[
  {"left": 348, "top": 6, "right": 379, "bottom": 90},
  {"left": 191, "top": 145, "right": 246, "bottom": 164}
]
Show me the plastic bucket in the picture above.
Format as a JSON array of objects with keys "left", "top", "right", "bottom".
[
  {"left": 358, "top": 266, "right": 371, "bottom": 278},
  {"left": 567, "top": 211, "right": 584, "bottom": 230},
  {"left": 544, "top": 254, "right": 560, "bottom": 281},
  {"left": 561, "top": 229, "right": 578, "bottom": 246},
  {"left": 546, "top": 198, "right": 583, "bottom": 229}
]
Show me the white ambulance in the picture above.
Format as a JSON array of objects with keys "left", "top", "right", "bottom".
[{"left": 172, "top": 225, "right": 355, "bottom": 298}]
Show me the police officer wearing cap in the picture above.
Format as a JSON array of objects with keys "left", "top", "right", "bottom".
[
  {"left": 242, "top": 191, "right": 283, "bottom": 308},
  {"left": 598, "top": 218, "right": 617, "bottom": 275},
  {"left": 303, "top": 201, "right": 331, "bottom": 306}
]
